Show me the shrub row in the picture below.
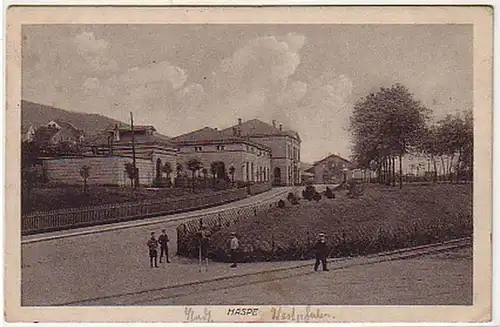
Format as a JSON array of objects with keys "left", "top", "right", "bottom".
[{"left": 187, "top": 184, "right": 472, "bottom": 262}]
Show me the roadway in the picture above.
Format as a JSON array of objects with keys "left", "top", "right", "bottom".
[{"left": 21, "top": 186, "right": 297, "bottom": 305}]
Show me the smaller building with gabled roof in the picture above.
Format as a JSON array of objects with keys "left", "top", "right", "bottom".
[{"left": 310, "top": 153, "right": 355, "bottom": 184}]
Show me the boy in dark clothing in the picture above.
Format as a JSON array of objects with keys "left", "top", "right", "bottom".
[
  {"left": 313, "top": 233, "right": 329, "bottom": 271},
  {"left": 158, "top": 229, "right": 170, "bottom": 264},
  {"left": 147, "top": 232, "right": 159, "bottom": 268}
]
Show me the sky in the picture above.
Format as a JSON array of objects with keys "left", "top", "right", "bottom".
[{"left": 22, "top": 24, "right": 473, "bottom": 163}]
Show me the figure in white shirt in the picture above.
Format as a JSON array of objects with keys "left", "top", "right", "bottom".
[{"left": 229, "top": 232, "right": 239, "bottom": 268}]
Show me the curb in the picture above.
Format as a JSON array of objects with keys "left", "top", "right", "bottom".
[{"left": 22, "top": 188, "right": 294, "bottom": 244}]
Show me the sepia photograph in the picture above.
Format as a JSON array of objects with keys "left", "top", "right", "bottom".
[{"left": 4, "top": 5, "right": 493, "bottom": 323}]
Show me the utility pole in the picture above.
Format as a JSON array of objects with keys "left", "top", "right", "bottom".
[{"left": 130, "top": 112, "right": 137, "bottom": 188}]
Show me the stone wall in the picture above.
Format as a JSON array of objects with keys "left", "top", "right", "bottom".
[{"left": 41, "top": 155, "right": 155, "bottom": 186}]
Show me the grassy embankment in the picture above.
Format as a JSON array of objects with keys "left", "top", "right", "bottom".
[
  {"left": 208, "top": 183, "right": 473, "bottom": 262},
  {"left": 22, "top": 186, "right": 213, "bottom": 214}
]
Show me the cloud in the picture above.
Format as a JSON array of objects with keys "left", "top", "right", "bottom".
[
  {"left": 220, "top": 34, "right": 304, "bottom": 89},
  {"left": 73, "top": 32, "right": 119, "bottom": 73},
  {"left": 277, "top": 80, "right": 308, "bottom": 105},
  {"left": 210, "top": 33, "right": 307, "bottom": 120},
  {"left": 112, "top": 61, "right": 187, "bottom": 90},
  {"left": 82, "top": 77, "right": 101, "bottom": 92},
  {"left": 74, "top": 31, "right": 109, "bottom": 55},
  {"left": 273, "top": 72, "right": 355, "bottom": 161},
  {"left": 177, "top": 83, "right": 206, "bottom": 107},
  {"left": 279, "top": 32, "right": 306, "bottom": 52}
]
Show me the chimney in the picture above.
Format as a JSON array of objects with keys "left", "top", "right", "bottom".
[
  {"left": 279, "top": 123, "right": 283, "bottom": 131},
  {"left": 272, "top": 120, "right": 276, "bottom": 128},
  {"left": 238, "top": 118, "right": 242, "bottom": 125}
]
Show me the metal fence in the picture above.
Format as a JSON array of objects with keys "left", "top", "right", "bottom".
[
  {"left": 21, "top": 188, "right": 249, "bottom": 235},
  {"left": 176, "top": 188, "right": 277, "bottom": 257}
]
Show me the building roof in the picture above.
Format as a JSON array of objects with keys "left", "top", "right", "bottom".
[
  {"left": 300, "top": 162, "right": 314, "bottom": 171},
  {"left": 171, "top": 126, "right": 272, "bottom": 151},
  {"left": 220, "top": 119, "right": 301, "bottom": 141},
  {"left": 33, "top": 126, "right": 60, "bottom": 143},
  {"left": 50, "top": 120, "right": 84, "bottom": 139},
  {"left": 134, "top": 132, "right": 176, "bottom": 147},
  {"left": 312, "top": 153, "right": 353, "bottom": 168},
  {"left": 93, "top": 126, "right": 176, "bottom": 148},
  {"left": 120, "top": 125, "right": 156, "bottom": 133},
  {"left": 171, "top": 127, "right": 222, "bottom": 143}
]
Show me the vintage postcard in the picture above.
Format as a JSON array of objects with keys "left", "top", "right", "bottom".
[{"left": 4, "top": 5, "right": 493, "bottom": 324}]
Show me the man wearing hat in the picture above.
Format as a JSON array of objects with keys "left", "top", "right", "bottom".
[
  {"left": 147, "top": 232, "right": 159, "bottom": 268},
  {"left": 313, "top": 233, "right": 329, "bottom": 271},
  {"left": 197, "top": 225, "right": 211, "bottom": 272},
  {"left": 158, "top": 229, "right": 170, "bottom": 264},
  {"left": 229, "top": 232, "right": 239, "bottom": 268}
]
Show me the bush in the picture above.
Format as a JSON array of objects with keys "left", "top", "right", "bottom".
[
  {"left": 303, "top": 185, "right": 316, "bottom": 201},
  {"left": 286, "top": 192, "right": 300, "bottom": 205},
  {"left": 278, "top": 199, "right": 286, "bottom": 208},
  {"left": 325, "top": 187, "right": 335, "bottom": 199},
  {"left": 313, "top": 192, "right": 322, "bottom": 202},
  {"left": 203, "top": 184, "right": 472, "bottom": 262},
  {"left": 347, "top": 181, "right": 364, "bottom": 198},
  {"left": 152, "top": 177, "right": 172, "bottom": 188}
]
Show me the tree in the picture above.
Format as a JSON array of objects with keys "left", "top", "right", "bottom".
[
  {"left": 460, "top": 110, "right": 474, "bottom": 181},
  {"left": 349, "top": 83, "right": 430, "bottom": 188},
  {"left": 186, "top": 158, "right": 203, "bottom": 191},
  {"left": 434, "top": 110, "right": 473, "bottom": 183},
  {"left": 124, "top": 163, "right": 137, "bottom": 188},
  {"left": 79, "top": 165, "right": 91, "bottom": 193},
  {"left": 417, "top": 124, "right": 441, "bottom": 183}
]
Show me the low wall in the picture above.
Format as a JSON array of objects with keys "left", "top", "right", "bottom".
[
  {"left": 41, "top": 156, "right": 154, "bottom": 186},
  {"left": 248, "top": 181, "right": 272, "bottom": 195},
  {"left": 21, "top": 188, "right": 249, "bottom": 235}
]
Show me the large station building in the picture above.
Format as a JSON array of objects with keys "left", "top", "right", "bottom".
[
  {"left": 31, "top": 117, "right": 301, "bottom": 187},
  {"left": 171, "top": 118, "right": 301, "bottom": 186}
]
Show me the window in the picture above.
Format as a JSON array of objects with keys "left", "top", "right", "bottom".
[
  {"left": 217, "top": 145, "right": 225, "bottom": 151},
  {"left": 195, "top": 146, "right": 203, "bottom": 152}
]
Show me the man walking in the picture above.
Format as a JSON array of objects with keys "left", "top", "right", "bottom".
[
  {"left": 313, "top": 233, "right": 329, "bottom": 272},
  {"left": 158, "top": 229, "right": 170, "bottom": 264},
  {"left": 147, "top": 232, "right": 159, "bottom": 268},
  {"left": 197, "top": 226, "right": 211, "bottom": 272},
  {"left": 229, "top": 232, "right": 239, "bottom": 268}
]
